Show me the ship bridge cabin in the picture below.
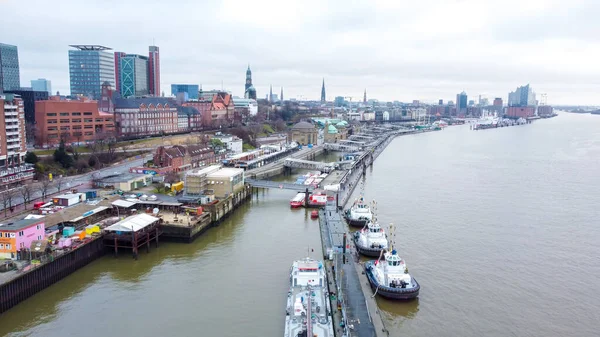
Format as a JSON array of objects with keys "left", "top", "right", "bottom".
[{"left": 292, "top": 259, "right": 324, "bottom": 287}]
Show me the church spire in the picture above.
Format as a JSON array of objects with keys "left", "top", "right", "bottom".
[
  {"left": 364, "top": 89, "right": 367, "bottom": 103},
  {"left": 269, "top": 84, "right": 273, "bottom": 103},
  {"left": 320, "top": 78, "right": 326, "bottom": 103},
  {"left": 280, "top": 87, "right": 284, "bottom": 102}
]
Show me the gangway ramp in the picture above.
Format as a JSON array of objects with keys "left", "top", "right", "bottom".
[
  {"left": 245, "top": 179, "right": 315, "bottom": 192},
  {"left": 283, "top": 158, "right": 336, "bottom": 172}
]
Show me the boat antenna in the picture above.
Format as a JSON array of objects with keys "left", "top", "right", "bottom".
[{"left": 389, "top": 223, "right": 395, "bottom": 252}]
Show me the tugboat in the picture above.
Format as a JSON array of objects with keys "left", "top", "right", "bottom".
[
  {"left": 353, "top": 221, "right": 388, "bottom": 257},
  {"left": 284, "top": 257, "right": 334, "bottom": 337},
  {"left": 364, "top": 236, "right": 420, "bottom": 300},
  {"left": 343, "top": 197, "right": 373, "bottom": 227}
]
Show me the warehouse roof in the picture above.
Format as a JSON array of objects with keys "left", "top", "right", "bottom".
[{"left": 104, "top": 214, "right": 159, "bottom": 232}]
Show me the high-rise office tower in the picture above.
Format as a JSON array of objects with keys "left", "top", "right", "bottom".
[
  {"left": 0, "top": 43, "right": 21, "bottom": 92},
  {"left": 148, "top": 46, "right": 160, "bottom": 96},
  {"left": 320, "top": 78, "right": 326, "bottom": 102},
  {"left": 119, "top": 54, "right": 149, "bottom": 97},
  {"left": 31, "top": 78, "right": 52, "bottom": 95},
  {"left": 68, "top": 45, "right": 115, "bottom": 99}
]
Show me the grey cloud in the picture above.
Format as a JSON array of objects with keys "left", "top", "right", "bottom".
[{"left": 1, "top": 0, "right": 598, "bottom": 104}]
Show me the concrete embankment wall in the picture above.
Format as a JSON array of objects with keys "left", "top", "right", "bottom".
[{"left": 0, "top": 236, "right": 105, "bottom": 314}]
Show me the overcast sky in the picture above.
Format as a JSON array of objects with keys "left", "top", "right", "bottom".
[{"left": 2, "top": 0, "right": 598, "bottom": 105}]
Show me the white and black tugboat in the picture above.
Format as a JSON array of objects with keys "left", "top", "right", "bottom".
[
  {"left": 285, "top": 257, "right": 334, "bottom": 337},
  {"left": 365, "top": 231, "right": 420, "bottom": 300},
  {"left": 343, "top": 197, "right": 373, "bottom": 227},
  {"left": 353, "top": 220, "right": 388, "bottom": 257}
]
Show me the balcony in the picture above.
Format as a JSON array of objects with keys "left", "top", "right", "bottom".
[
  {"left": 0, "top": 164, "right": 34, "bottom": 177},
  {"left": 0, "top": 172, "right": 34, "bottom": 185},
  {"left": 3, "top": 110, "right": 18, "bottom": 117},
  {"left": 6, "top": 143, "right": 21, "bottom": 150},
  {"left": 5, "top": 131, "right": 19, "bottom": 136}
]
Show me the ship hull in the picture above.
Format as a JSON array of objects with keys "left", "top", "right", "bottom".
[
  {"left": 343, "top": 212, "right": 369, "bottom": 227},
  {"left": 364, "top": 261, "right": 420, "bottom": 300},
  {"left": 353, "top": 236, "right": 385, "bottom": 257}
]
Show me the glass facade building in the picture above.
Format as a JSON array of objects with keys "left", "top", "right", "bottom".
[
  {"left": 0, "top": 43, "right": 21, "bottom": 92},
  {"left": 31, "top": 78, "right": 52, "bottom": 95},
  {"left": 120, "top": 54, "right": 148, "bottom": 98},
  {"left": 171, "top": 84, "right": 199, "bottom": 100},
  {"left": 68, "top": 45, "right": 115, "bottom": 99}
]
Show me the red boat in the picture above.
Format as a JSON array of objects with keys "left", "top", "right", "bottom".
[
  {"left": 307, "top": 191, "right": 328, "bottom": 207},
  {"left": 310, "top": 210, "right": 319, "bottom": 219},
  {"left": 290, "top": 193, "right": 305, "bottom": 208}
]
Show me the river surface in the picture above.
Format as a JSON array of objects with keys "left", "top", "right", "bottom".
[{"left": 1, "top": 113, "right": 599, "bottom": 336}]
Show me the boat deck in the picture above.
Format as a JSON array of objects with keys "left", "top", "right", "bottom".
[{"left": 285, "top": 284, "right": 334, "bottom": 337}]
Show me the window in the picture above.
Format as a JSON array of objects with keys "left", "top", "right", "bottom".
[
  {"left": 84, "top": 112, "right": 93, "bottom": 116},
  {"left": 36, "top": 225, "right": 40, "bottom": 230},
  {"left": 60, "top": 119, "right": 70, "bottom": 123},
  {"left": 47, "top": 119, "right": 57, "bottom": 124},
  {"left": 84, "top": 118, "right": 93, "bottom": 123},
  {"left": 84, "top": 125, "right": 93, "bottom": 129},
  {"left": 72, "top": 119, "right": 81, "bottom": 123},
  {"left": 3, "top": 233, "right": 8, "bottom": 238},
  {"left": 46, "top": 113, "right": 57, "bottom": 116},
  {"left": 47, "top": 126, "right": 58, "bottom": 131},
  {"left": 38, "top": 235, "right": 42, "bottom": 240},
  {"left": 0, "top": 244, "right": 4, "bottom": 250},
  {"left": 6, "top": 244, "right": 10, "bottom": 250},
  {"left": 72, "top": 112, "right": 81, "bottom": 116},
  {"left": 60, "top": 112, "right": 70, "bottom": 116},
  {"left": 95, "top": 118, "right": 103, "bottom": 122},
  {"left": 18, "top": 231, "right": 24, "bottom": 236}
]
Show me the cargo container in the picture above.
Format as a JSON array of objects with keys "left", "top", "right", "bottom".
[{"left": 53, "top": 193, "right": 86, "bottom": 207}]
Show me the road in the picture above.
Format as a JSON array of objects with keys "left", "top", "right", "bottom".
[{"left": 0, "top": 156, "right": 147, "bottom": 215}]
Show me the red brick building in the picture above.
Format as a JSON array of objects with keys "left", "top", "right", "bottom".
[
  {"left": 113, "top": 97, "right": 178, "bottom": 138},
  {"left": 35, "top": 96, "right": 115, "bottom": 147},
  {"left": 206, "top": 92, "right": 235, "bottom": 127},
  {"left": 0, "top": 94, "right": 34, "bottom": 189},
  {"left": 153, "top": 145, "right": 225, "bottom": 172},
  {"left": 493, "top": 98, "right": 503, "bottom": 106},
  {"left": 506, "top": 106, "right": 535, "bottom": 118},
  {"left": 537, "top": 106, "right": 554, "bottom": 116}
]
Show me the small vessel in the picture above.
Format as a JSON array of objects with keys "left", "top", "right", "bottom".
[
  {"left": 295, "top": 176, "right": 307, "bottom": 184},
  {"left": 365, "top": 242, "right": 420, "bottom": 300},
  {"left": 344, "top": 197, "right": 373, "bottom": 227},
  {"left": 307, "top": 191, "right": 327, "bottom": 208},
  {"left": 310, "top": 210, "right": 318, "bottom": 219},
  {"left": 353, "top": 221, "right": 388, "bottom": 257},
  {"left": 290, "top": 193, "right": 305, "bottom": 208},
  {"left": 285, "top": 258, "right": 334, "bottom": 337}
]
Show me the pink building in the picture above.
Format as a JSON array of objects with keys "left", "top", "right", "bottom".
[
  {"left": 506, "top": 106, "right": 535, "bottom": 118},
  {"left": 0, "top": 218, "right": 45, "bottom": 259}
]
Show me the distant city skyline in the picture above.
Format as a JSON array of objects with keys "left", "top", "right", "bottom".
[{"left": 1, "top": 0, "right": 599, "bottom": 105}]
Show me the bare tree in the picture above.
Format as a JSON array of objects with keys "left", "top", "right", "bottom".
[
  {"left": 55, "top": 176, "right": 64, "bottom": 193},
  {"left": 1, "top": 189, "right": 18, "bottom": 216},
  {"left": 19, "top": 185, "right": 32, "bottom": 209},
  {"left": 1, "top": 191, "right": 10, "bottom": 217},
  {"left": 39, "top": 177, "right": 52, "bottom": 200},
  {"left": 106, "top": 136, "right": 118, "bottom": 164}
]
